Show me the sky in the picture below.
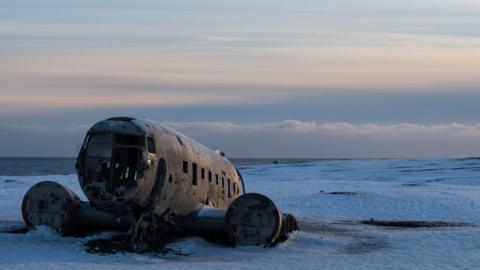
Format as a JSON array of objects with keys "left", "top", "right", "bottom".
[{"left": 1, "top": 0, "right": 480, "bottom": 158}]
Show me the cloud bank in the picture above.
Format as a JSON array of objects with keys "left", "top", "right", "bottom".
[
  {"left": 165, "top": 121, "right": 480, "bottom": 158},
  {"left": 168, "top": 120, "right": 480, "bottom": 158},
  {"left": 2, "top": 120, "right": 477, "bottom": 158},
  {"left": 167, "top": 120, "right": 480, "bottom": 137}
]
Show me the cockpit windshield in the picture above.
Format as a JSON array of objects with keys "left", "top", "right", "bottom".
[{"left": 82, "top": 132, "right": 150, "bottom": 195}]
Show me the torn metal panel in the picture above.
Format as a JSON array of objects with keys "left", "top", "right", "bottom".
[{"left": 22, "top": 117, "right": 298, "bottom": 251}]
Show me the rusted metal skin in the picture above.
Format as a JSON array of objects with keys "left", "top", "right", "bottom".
[
  {"left": 76, "top": 117, "right": 244, "bottom": 221},
  {"left": 21, "top": 117, "right": 298, "bottom": 249}
]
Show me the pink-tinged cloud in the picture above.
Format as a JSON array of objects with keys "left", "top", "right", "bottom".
[{"left": 1, "top": 35, "right": 480, "bottom": 111}]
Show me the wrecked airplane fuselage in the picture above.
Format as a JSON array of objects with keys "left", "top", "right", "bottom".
[{"left": 21, "top": 117, "right": 298, "bottom": 252}]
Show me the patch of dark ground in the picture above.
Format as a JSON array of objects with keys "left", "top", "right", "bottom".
[
  {"left": 85, "top": 232, "right": 234, "bottom": 255},
  {"left": 298, "top": 217, "right": 476, "bottom": 254},
  {"left": 85, "top": 233, "right": 192, "bottom": 256},
  {"left": 2, "top": 179, "right": 21, "bottom": 183},
  {"left": 402, "top": 183, "right": 424, "bottom": 187},
  {"left": 392, "top": 166, "right": 413, "bottom": 169},
  {"left": 277, "top": 178, "right": 295, "bottom": 182},
  {"left": 360, "top": 219, "right": 474, "bottom": 228},
  {"left": 321, "top": 168, "right": 354, "bottom": 172},
  {"left": 426, "top": 176, "right": 479, "bottom": 183},
  {"left": 401, "top": 179, "right": 445, "bottom": 186},
  {"left": 403, "top": 177, "right": 475, "bottom": 186},
  {"left": 343, "top": 235, "right": 388, "bottom": 255},
  {"left": 451, "top": 166, "right": 480, "bottom": 171},
  {"left": 298, "top": 220, "right": 352, "bottom": 235},
  {"left": 298, "top": 219, "right": 389, "bottom": 254},
  {"left": 1, "top": 222, "right": 221, "bottom": 256},
  {"left": 400, "top": 168, "right": 441, "bottom": 173},
  {"left": 304, "top": 218, "right": 475, "bottom": 231},
  {"left": 465, "top": 162, "right": 480, "bottom": 166},
  {"left": 320, "top": 190, "right": 358, "bottom": 195}
]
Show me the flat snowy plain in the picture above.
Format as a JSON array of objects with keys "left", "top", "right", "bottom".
[{"left": 1, "top": 159, "right": 479, "bottom": 270}]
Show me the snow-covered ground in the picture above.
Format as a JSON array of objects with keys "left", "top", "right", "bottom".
[{"left": 1, "top": 159, "right": 480, "bottom": 270}]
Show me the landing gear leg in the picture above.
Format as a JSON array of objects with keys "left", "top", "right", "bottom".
[{"left": 127, "top": 211, "right": 166, "bottom": 253}]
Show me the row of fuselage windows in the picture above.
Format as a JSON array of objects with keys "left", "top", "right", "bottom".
[{"left": 182, "top": 160, "right": 239, "bottom": 198}]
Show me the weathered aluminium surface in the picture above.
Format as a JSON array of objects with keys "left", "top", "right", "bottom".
[{"left": 21, "top": 117, "right": 297, "bottom": 252}]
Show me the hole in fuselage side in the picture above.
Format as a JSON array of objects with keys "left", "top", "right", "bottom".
[
  {"left": 150, "top": 159, "right": 167, "bottom": 202},
  {"left": 147, "top": 136, "right": 156, "bottom": 154},
  {"left": 111, "top": 145, "right": 139, "bottom": 193}
]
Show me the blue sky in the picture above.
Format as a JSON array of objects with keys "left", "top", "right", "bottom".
[{"left": 1, "top": 0, "right": 480, "bottom": 157}]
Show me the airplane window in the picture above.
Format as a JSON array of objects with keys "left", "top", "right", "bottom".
[
  {"left": 147, "top": 137, "right": 156, "bottom": 154},
  {"left": 115, "top": 133, "right": 143, "bottom": 146},
  {"left": 183, "top": 161, "right": 188, "bottom": 173},
  {"left": 228, "top": 178, "right": 231, "bottom": 198},
  {"left": 192, "top": 163, "right": 198, "bottom": 186},
  {"left": 86, "top": 133, "right": 112, "bottom": 157},
  {"left": 201, "top": 168, "right": 205, "bottom": 179}
]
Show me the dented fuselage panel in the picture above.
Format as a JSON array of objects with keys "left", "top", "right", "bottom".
[
  {"left": 76, "top": 117, "right": 241, "bottom": 224},
  {"left": 22, "top": 117, "right": 297, "bottom": 250}
]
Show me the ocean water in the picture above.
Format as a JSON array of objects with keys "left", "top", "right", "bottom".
[
  {"left": 0, "top": 158, "right": 76, "bottom": 176},
  {"left": 0, "top": 157, "right": 316, "bottom": 176}
]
